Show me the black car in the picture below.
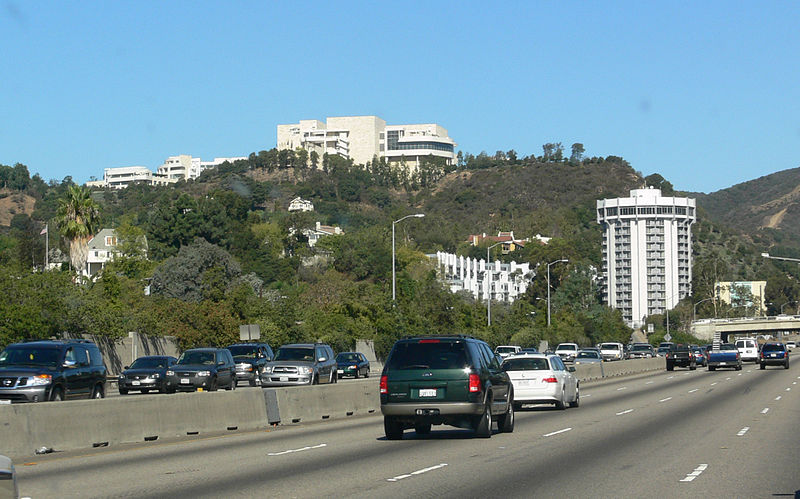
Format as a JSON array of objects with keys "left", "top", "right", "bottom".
[
  {"left": 380, "top": 335, "right": 514, "bottom": 440},
  {"left": 227, "top": 343, "right": 274, "bottom": 386},
  {"left": 335, "top": 352, "right": 370, "bottom": 379},
  {"left": 759, "top": 342, "right": 789, "bottom": 369},
  {"left": 118, "top": 355, "right": 178, "bottom": 394},
  {"left": 665, "top": 344, "right": 697, "bottom": 371},
  {"left": 627, "top": 343, "right": 655, "bottom": 359},
  {"left": 0, "top": 339, "right": 107, "bottom": 402},
  {"left": 165, "top": 348, "right": 236, "bottom": 392}
]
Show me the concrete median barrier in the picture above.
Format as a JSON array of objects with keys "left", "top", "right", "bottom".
[
  {"left": 0, "top": 390, "right": 268, "bottom": 458},
  {"left": 598, "top": 357, "right": 664, "bottom": 377},
  {"left": 268, "top": 381, "right": 380, "bottom": 425}
]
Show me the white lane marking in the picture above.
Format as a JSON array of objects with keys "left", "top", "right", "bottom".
[
  {"left": 775, "top": 396, "right": 782, "bottom": 401},
  {"left": 680, "top": 464, "right": 708, "bottom": 482},
  {"left": 683, "top": 372, "right": 691, "bottom": 375},
  {"left": 582, "top": 394, "right": 592, "bottom": 398},
  {"left": 737, "top": 373, "right": 742, "bottom": 376},
  {"left": 761, "top": 408, "right": 769, "bottom": 414},
  {"left": 543, "top": 427, "right": 572, "bottom": 437},
  {"left": 387, "top": 463, "right": 447, "bottom": 482},
  {"left": 794, "top": 382, "right": 797, "bottom": 385},
  {"left": 659, "top": 397, "right": 672, "bottom": 402},
  {"left": 737, "top": 427, "right": 750, "bottom": 436},
  {"left": 617, "top": 387, "right": 628, "bottom": 391},
  {"left": 645, "top": 381, "right": 654, "bottom": 385},
  {"left": 667, "top": 376, "right": 675, "bottom": 379},
  {"left": 268, "top": 443, "right": 327, "bottom": 456},
  {"left": 787, "top": 388, "right": 792, "bottom": 392},
  {"left": 710, "top": 382, "right": 718, "bottom": 386},
  {"left": 688, "top": 389, "right": 699, "bottom": 393},
  {"left": 747, "top": 369, "right": 752, "bottom": 373},
  {"left": 726, "top": 377, "right": 731, "bottom": 380},
  {"left": 616, "top": 409, "right": 634, "bottom": 415}
]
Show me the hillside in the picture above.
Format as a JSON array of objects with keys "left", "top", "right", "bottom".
[{"left": 0, "top": 189, "right": 36, "bottom": 226}]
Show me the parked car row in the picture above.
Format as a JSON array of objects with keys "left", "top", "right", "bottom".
[{"left": 380, "top": 335, "right": 579, "bottom": 440}]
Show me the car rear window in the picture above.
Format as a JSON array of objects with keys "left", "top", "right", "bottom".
[
  {"left": 600, "top": 343, "right": 619, "bottom": 349},
  {"left": 761, "top": 344, "right": 784, "bottom": 352},
  {"left": 502, "top": 358, "right": 549, "bottom": 371},
  {"left": 386, "top": 341, "right": 467, "bottom": 370},
  {"left": 558, "top": 344, "right": 577, "bottom": 351}
]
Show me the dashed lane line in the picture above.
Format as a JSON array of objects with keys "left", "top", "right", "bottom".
[
  {"left": 267, "top": 443, "right": 327, "bottom": 456},
  {"left": 761, "top": 408, "right": 770, "bottom": 414},
  {"left": 775, "top": 396, "right": 782, "bottom": 401},
  {"left": 543, "top": 428, "right": 572, "bottom": 437},
  {"left": 688, "top": 389, "right": 699, "bottom": 393},
  {"left": 645, "top": 381, "right": 654, "bottom": 385},
  {"left": 737, "top": 427, "right": 750, "bottom": 436},
  {"left": 616, "top": 409, "right": 634, "bottom": 416},
  {"left": 680, "top": 464, "right": 708, "bottom": 482},
  {"left": 659, "top": 397, "right": 672, "bottom": 402},
  {"left": 710, "top": 382, "right": 718, "bottom": 386},
  {"left": 387, "top": 463, "right": 448, "bottom": 482},
  {"left": 616, "top": 387, "right": 628, "bottom": 391}
]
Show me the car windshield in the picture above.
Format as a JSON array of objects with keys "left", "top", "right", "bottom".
[
  {"left": 502, "top": 358, "right": 549, "bottom": 371},
  {"left": 576, "top": 351, "right": 599, "bottom": 359},
  {"left": 386, "top": 342, "right": 467, "bottom": 370},
  {"left": 274, "top": 347, "right": 315, "bottom": 362},
  {"left": 228, "top": 345, "right": 260, "bottom": 358},
  {"left": 178, "top": 351, "right": 216, "bottom": 365},
  {"left": 496, "top": 347, "right": 517, "bottom": 354},
  {"left": 761, "top": 344, "right": 783, "bottom": 352},
  {"left": 558, "top": 344, "right": 576, "bottom": 351},
  {"left": 600, "top": 343, "right": 618, "bottom": 349},
  {"left": 0, "top": 347, "right": 60, "bottom": 367},
  {"left": 632, "top": 345, "right": 651, "bottom": 351},
  {"left": 130, "top": 357, "right": 168, "bottom": 369},
  {"left": 336, "top": 353, "right": 360, "bottom": 362}
]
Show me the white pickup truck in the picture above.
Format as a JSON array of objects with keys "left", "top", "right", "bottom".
[{"left": 599, "top": 342, "right": 624, "bottom": 361}]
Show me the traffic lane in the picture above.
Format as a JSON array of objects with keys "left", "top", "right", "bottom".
[{"left": 17, "top": 366, "right": 793, "bottom": 498}]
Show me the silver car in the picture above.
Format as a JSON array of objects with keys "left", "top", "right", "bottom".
[
  {"left": 261, "top": 343, "right": 338, "bottom": 386},
  {"left": 0, "top": 454, "right": 19, "bottom": 499}
]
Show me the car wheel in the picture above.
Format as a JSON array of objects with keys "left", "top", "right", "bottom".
[
  {"left": 227, "top": 378, "right": 236, "bottom": 390},
  {"left": 91, "top": 385, "right": 104, "bottom": 399},
  {"left": 666, "top": 363, "right": 674, "bottom": 371},
  {"left": 50, "top": 387, "right": 64, "bottom": 401},
  {"left": 690, "top": 365, "right": 696, "bottom": 371},
  {"left": 414, "top": 422, "right": 431, "bottom": 435},
  {"left": 354, "top": 369, "right": 359, "bottom": 379},
  {"left": 736, "top": 364, "right": 742, "bottom": 371},
  {"left": 384, "top": 417, "right": 404, "bottom": 440},
  {"left": 785, "top": 361, "right": 790, "bottom": 370},
  {"left": 249, "top": 379, "right": 257, "bottom": 387},
  {"left": 141, "top": 389, "right": 149, "bottom": 394},
  {"left": 498, "top": 397, "right": 515, "bottom": 433},
  {"left": 119, "top": 387, "right": 128, "bottom": 395},
  {"left": 512, "top": 401, "right": 522, "bottom": 411},
  {"left": 760, "top": 363, "right": 766, "bottom": 370},
  {"left": 708, "top": 366, "right": 715, "bottom": 371},
  {"left": 166, "top": 386, "right": 176, "bottom": 394},
  {"left": 569, "top": 386, "right": 580, "bottom": 408},
  {"left": 364, "top": 369, "right": 369, "bottom": 378},
  {"left": 209, "top": 378, "right": 218, "bottom": 391},
  {"left": 474, "top": 402, "right": 492, "bottom": 438},
  {"left": 312, "top": 374, "right": 319, "bottom": 385},
  {"left": 555, "top": 390, "right": 566, "bottom": 410}
]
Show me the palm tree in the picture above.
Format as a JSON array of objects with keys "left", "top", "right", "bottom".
[{"left": 56, "top": 185, "right": 101, "bottom": 274}]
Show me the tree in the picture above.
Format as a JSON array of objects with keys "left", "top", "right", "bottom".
[
  {"left": 55, "top": 184, "right": 101, "bottom": 274},
  {"left": 644, "top": 173, "right": 674, "bottom": 195},
  {"left": 570, "top": 143, "right": 585, "bottom": 163}
]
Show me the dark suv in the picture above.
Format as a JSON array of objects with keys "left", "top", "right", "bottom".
[
  {"left": 665, "top": 343, "right": 697, "bottom": 371},
  {"left": 260, "top": 343, "right": 337, "bottom": 386},
  {"left": 380, "top": 335, "right": 514, "bottom": 440},
  {"left": 0, "top": 340, "right": 107, "bottom": 402},
  {"left": 164, "top": 348, "right": 236, "bottom": 392},
  {"left": 227, "top": 343, "right": 274, "bottom": 386},
  {"left": 759, "top": 342, "right": 789, "bottom": 369}
]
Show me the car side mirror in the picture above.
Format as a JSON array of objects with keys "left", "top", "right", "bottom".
[
  {"left": 568, "top": 366, "right": 576, "bottom": 372},
  {"left": 63, "top": 360, "right": 77, "bottom": 368},
  {"left": 318, "top": 357, "right": 327, "bottom": 362}
]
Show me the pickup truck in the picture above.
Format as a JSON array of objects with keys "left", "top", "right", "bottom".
[
  {"left": 706, "top": 343, "right": 742, "bottom": 371},
  {"left": 665, "top": 344, "right": 696, "bottom": 371}
]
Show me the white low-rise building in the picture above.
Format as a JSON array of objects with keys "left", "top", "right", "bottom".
[
  {"left": 87, "top": 166, "right": 176, "bottom": 189},
  {"left": 288, "top": 197, "right": 314, "bottom": 212},
  {"left": 433, "top": 251, "right": 533, "bottom": 303}
]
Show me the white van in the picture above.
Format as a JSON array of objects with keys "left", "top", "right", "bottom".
[
  {"left": 599, "top": 342, "right": 624, "bottom": 361},
  {"left": 735, "top": 338, "right": 759, "bottom": 363}
]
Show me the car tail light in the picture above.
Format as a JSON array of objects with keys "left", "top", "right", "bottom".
[
  {"left": 380, "top": 375, "right": 388, "bottom": 394},
  {"left": 419, "top": 339, "right": 440, "bottom": 343},
  {"left": 468, "top": 373, "right": 481, "bottom": 392},
  {"left": 542, "top": 377, "right": 558, "bottom": 383}
]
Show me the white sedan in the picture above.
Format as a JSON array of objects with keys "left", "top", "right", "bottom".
[{"left": 501, "top": 353, "right": 579, "bottom": 410}]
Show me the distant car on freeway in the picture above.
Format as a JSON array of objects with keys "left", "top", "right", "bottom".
[
  {"left": 502, "top": 353, "right": 579, "bottom": 410},
  {"left": 335, "top": 352, "right": 370, "bottom": 378},
  {"left": 227, "top": 342, "right": 274, "bottom": 387},
  {"left": 494, "top": 345, "right": 522, "bottom": 359},
  {"left": 0, "top": 339, "right": 107, "bottom": 403},
  {"left": 627, "top": 343, "right": 655, "bottom": 359},
  {"left": 165, "top": 348, "right": 236, "bottom": 392},
  {"left": 554, "top": 343, "right": 579, "bottom": 363},
  {"left": 707, "top": 343, "right": 742, "bottom": 371},
  {"left": 261, "top": 343, "right": 338, "bottom": 386},
  {"left": 656, "top": 346, "right": 671, "bottom": 358},
  {"left": 118, "top": 355, "right": 177, "bottom": 394},
  {"left": 691, "top": 347, "right": 707, "bottom": 367},
  {"left": 574, "top": 350, "right": 603, "bottom": 365},
  {"left": 665, "top": 344, "right": 696, "bottom": 371},
  {"left": 785, "top": 340, "right": 795, "bottom": 351},
  {"left": 759, "top": 342, "right": 789, "bottom": 370},
  {"left": 599, "top": 342, "right": 624, "bottom": 361},
  {"left": 735, "top": 338, "right": 759, "bottom": 363}
]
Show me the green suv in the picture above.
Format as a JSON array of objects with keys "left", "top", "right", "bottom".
[{"left": 380, "top": 335, "right": 514, "bottom": 439}]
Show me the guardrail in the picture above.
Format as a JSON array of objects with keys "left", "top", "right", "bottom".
[{"left": 0, "top": 358, "right": 664, "bottom": 458}]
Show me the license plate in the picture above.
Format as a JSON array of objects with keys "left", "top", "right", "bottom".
[
  {"left": 719, "top": 362, "right": 726, "bottom": 365},
  {"left": 419, "top": 388, "right": 437, "bottom": 397},
  {"left": 132, "top": 380, "right": 141, "bottom": 386},
  {"left": 280, "top": 376, "right": 288, "bottom": 382},
  {"left": 517, "top": 379, "right": 531, "bottom": 386},
  {"left": 0, "top": 400, "right": 10, "bottom": 405},
  {"left": 180, "top": 378, "right": 190, "bottom": 384},
  {"left": 337, "top": 369, "right": 344, "bottom": 373},
  {"left": 771, "top": 354, "right": 778, "bottom": 357}
]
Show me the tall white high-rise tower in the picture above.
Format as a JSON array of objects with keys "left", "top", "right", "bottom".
[{"left": 597, "top": 188, "right": 696, "bottom": 328}]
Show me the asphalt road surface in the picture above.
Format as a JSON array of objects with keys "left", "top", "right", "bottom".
[{"left": 16, "top": 365, "right": 799, "bottom": 498}]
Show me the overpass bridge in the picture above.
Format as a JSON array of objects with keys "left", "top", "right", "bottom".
[{"left": 690, "top": 315, "right": 800, "bottom": 342}]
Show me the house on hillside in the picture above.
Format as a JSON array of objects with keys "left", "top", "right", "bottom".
[
  {"left": 85, "top": 229, "right": 148, "bottom": 278},
  {"left": 304, "top": 222, "right": 344, "bottom": 247},
  {"left": 288, "top": 197, "right": 314, "bottom": 212},
  {"left": 466, "top": 231, "right": 548, "bottom": 254}
]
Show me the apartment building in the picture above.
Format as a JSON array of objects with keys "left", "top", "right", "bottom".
[
  {"left": 157, "top": 155, "right": 246, "bottom": 180},
  {"left": 714, "top": 281, "right": 767, "bottom": 316},
  {"left": 277, "top": 116, "right": 457, "bottom": 171},
  {"left": 86, "top": 166, "right": 176, "bottom": 190},
  {"left": 597, "top": 188, "right": 696, "bottom": 328},
  {"left": 433, "top": 251, "right": 532, "bottom": 303}
]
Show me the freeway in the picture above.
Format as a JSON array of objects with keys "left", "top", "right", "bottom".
[{"left": 15, "top": 366, "right": 799, "bottom": 498}]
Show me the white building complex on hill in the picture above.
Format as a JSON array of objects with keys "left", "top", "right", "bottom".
[
  {"left": 86, "top": 155, "right": 246, "bottom": 189},
  {"left": 432, "top": 251, "right": 532, "bottom": 303},
  {"left": 277, "top": 116, "right": 457, "bottom": 171},
  {"left": 597, "top": 187, "right": 696, "bottom": 328}
]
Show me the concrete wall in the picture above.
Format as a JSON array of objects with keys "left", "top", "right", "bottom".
[{"left": 61, "top": 332, "right": 181, "bottom": 375}]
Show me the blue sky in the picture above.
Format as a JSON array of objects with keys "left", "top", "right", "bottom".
[{"left": 2, "top": 1, "right": 798, "bottom": 193}]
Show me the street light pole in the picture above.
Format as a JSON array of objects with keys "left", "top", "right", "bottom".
[
  {"left": 780, "top": 300, "right": 798, "bottom": 315},
  {"left": 546, "top": 259, "right": 568, "bottom": 327},
  {"left": 392, "top": 213, "right": 425, "bottom": 305},
  {"left": 486, "top": 242, "right": 503, "bottom": 326},
  {"left": 693, "top": 297, "right": 713, "bottom": 322}
]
